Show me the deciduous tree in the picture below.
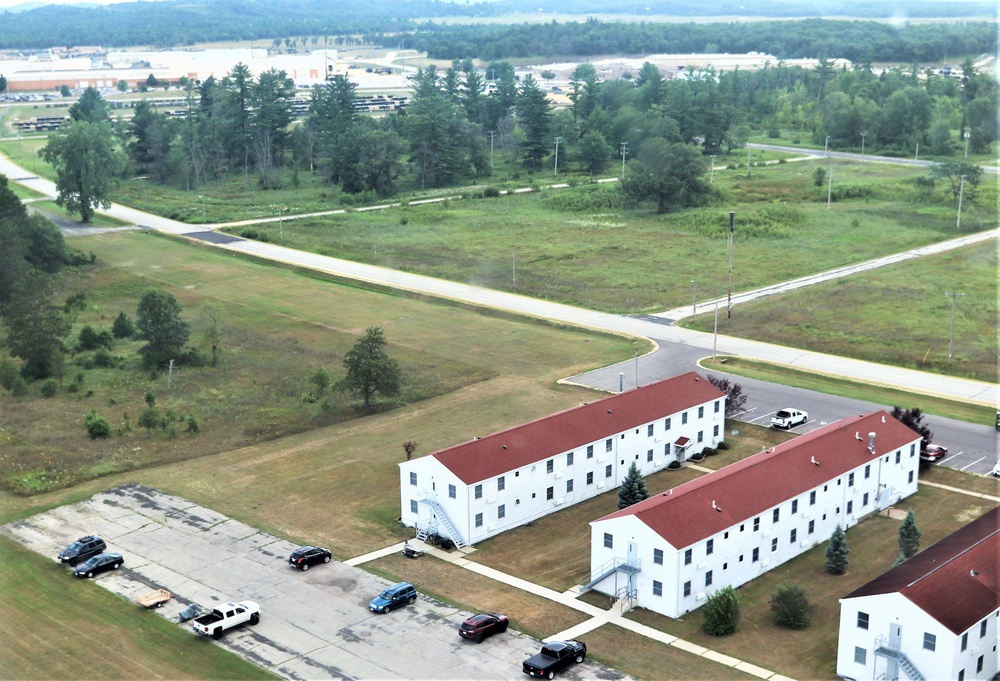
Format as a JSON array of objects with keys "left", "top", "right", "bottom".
[
  {"left": 889, "top": 406, "right": 933, "bottom": 451},
  {"left": 2, "top": 270, "right": 71, "bottom": 379},
  {"left": 340, "top": 326, "right": 401, "bottom": 410},
  {"left": 706, "top": 376, "right": 748, "bottom": 417},
  {"left": 770, "top": 584, "right": 812, "bottom": 629},
  {"left": 136, "top": 289, "right": 190, "bottom": 369},
  {"left": 620, "top": 139, "right": 710, "bottom": 213},
  {"left": 39, "top": 120, "right": 126, "bottom": 223}
]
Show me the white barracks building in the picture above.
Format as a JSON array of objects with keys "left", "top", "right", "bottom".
[
  {"left": 398, "top": 372, "right": 726, "bottom": 548},
  {"left": 588, "top": 411, "right": 922, "bottom": 617}
]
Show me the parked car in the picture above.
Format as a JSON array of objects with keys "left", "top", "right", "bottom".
[
  {"left": 73, "top": 552, "right": 123, "bottom": 578},
  {"left": 920, "top": 444, "right": 948, "bottom": 462},
  {"left": 458, "top": 613, "right": 509, "bottom": 642},
  {"left": 771, "top": 408, "right": 808, "bottom": 429},
  {"left": 288, "top": 546, "right": 332, "bottom": 571},
  {"left": 991, "top": 459, "right": 1000, "bottom": 477},
  {"left": 58, "top": 535, "right": 107, "bottom": 566},
  {"left": 522, "top": 640, "right": 586, "bottom": 678},
  {"left": 369, "top": 582, "right": 416, "bottom": 613}
]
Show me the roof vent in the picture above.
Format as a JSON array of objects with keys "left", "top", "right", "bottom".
[
  {"left": 855, "top": 431, "right": 862, "bottom": 441},
  {"left": 868, "top": 432, "right": 876, "bottom": 454},
  {"left": 881, "top": 415, "right": 886, "bottom": 423},
  {"left": 502, "top": 445, "right": 507, "bottom": 450},
  {"left": 971, "top": 570, "right": 979, "bottom": 576},
  {"left": 811, "top": 456, "right": 820, "bottom": 466},
  {"left": 607, "top": 410, "right": 612, "bottom": 414},
  {"left": 712, "top": 500, "right": 722, "bottom": 512}
]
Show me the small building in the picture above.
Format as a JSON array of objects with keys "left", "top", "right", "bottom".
[
  {"left": 399, "top": 372, "right": 726, "bottom": 548},
  {"left": 837, "top": 506, "right": 999, "bottom": 681},
  {"left": 588, "top": 411, "right": 921, "bottom": 617}
]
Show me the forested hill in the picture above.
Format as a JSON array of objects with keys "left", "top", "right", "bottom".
[{"left": 1, "top": 0, "right": 996, "bottom": 51}]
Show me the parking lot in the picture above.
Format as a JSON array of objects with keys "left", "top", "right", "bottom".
[{"left": 1, "top": 483, "right": 623, "bottom": 680}]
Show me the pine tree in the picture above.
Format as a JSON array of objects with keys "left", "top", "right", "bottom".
[
  {"left": 617, "top": 461, "right": 649, "bottom": 509},
  {"left": 825, "top": 524, "right": 850, "bottom": 575},
  {"left": 897, "top": 509, "right": 922, "bottom": 561}
]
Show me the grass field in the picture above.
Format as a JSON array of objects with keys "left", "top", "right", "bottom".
[{"left": 0, "top": 535, "right": 275, "bottom": 680}]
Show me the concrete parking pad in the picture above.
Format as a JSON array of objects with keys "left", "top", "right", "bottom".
[{"left": 1, "top": 483, "right": 627, "bottom": 680}]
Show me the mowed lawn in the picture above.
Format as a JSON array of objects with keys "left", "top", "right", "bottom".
[{"left": 0, "top": 536, "right": 275, "bottom": 680}]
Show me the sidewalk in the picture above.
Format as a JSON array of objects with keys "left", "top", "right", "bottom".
[{"left": 348, "top": 538, "right": 794, "bottom": 681}]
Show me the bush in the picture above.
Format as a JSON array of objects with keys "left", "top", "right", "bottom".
[
  {"left": 717, "top": 441, "right": 730, "bottom": 451},
  {"left": 702, "top": 585, "right": 741, "bottom": 635},
  {"left": 0, "top": 359, "right": 20, "bottom": 391},
  {"left": 93, "top": 348, "right": 115, "bottom": 368},
  {"left": 11, "top": 377, "right": 29, "bottom": 396},
  {"left": 702, "top": 447, "right": 718, "bottom": 456},
  {"left": 483, "top": 187, "right": 501, "bottom": 198},
  {"left": 770, "top": 584, "right": 812, "bottom": 629},
  {"left": 112, "top": 312, "right": 134, "bottom": 339},
  {"left": 667, "top": 460, "right": 681, "bottom": 469},
  {"left": 40, "top": 379, "right": 59, "bottom": 397},
  {"left": 84, "top": 411, "right": 111, "bottom": 439},
  {"left": 186, "top": 415, "right": 199, "bottom": 433},
  {"left": 767, "top": 128, "right": 780, "bottom": 138}
]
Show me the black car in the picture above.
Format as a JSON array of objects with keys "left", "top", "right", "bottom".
[
  {"left": 288, "top": 546, "right": 332, "bottom": 571},
  {"left": 58, "top": 535, "right": 107, "bottom": 566},
  {"left": 73, "top": 552, "right": 124, "bottom": 578}
]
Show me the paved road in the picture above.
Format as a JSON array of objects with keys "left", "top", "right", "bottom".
[
  {"left": 1, "top": 154, "right": 994, "bottom": 411},
  {"left": 748, "top": 142, "right": 1000, "bottom": 174}
]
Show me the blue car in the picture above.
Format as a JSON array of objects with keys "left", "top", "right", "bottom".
[{"left": 369, "top": 582, "right": 416, "bottom": 613}]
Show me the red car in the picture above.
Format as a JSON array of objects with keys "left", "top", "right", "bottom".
[
  {"left": 921, "top": 444, "right": 948, "bottom": 462},
  {"left": 458, "top": 613, "right": 509, "bottom": 643}
]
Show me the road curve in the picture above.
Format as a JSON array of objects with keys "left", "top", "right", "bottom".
[{"left": 1, "top": 153, "right": 995, "bottom": 408}]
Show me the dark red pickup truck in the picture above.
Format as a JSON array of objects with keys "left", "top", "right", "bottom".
[{"left": 522, "top": 640, "right": 586, "bottom": 679}]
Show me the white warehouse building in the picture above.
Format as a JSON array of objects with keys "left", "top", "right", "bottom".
[
  {"left": 588, "top": 411, "right": 922, "bottom": 617},
  {"left": 837, "top": 506, "right": 999, "bottom": 681},
  {"left": 398, "top": 372, "right": 726, "bottom": 548}
]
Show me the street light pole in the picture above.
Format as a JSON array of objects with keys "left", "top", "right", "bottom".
[
  {"left": 860, "top": 132, "right": 867, "bottom": 163},
  {"left": 199, "top": 195, "right": 206, "bottom": 222},
  {"left": 554, "top": 137, "right": 561, "bottom": 175},
  {"left": 727, "top": 211, "right": 735, "bottom": 318},
  {"left": 964, "top": 129, "right": 970, "bottom": 159},
  {"left": 956, "top": 174, "right": 966, "bottom": 229},
  {"left": 620, "top": 141, "right": 628, "bottom": 179},
  {"left": 827, "top": 166, "right": 833, "bottom": 209},
  {"left": 488, "top": 131, "right": 495, "bottom": 169},
  {"left": 691, "top": 278, "right": 697, "bottom": 317},
  {"left": 945, "top": 291, "right": 959, "bottom": 365},
  {"left": 709, "top": 155, "right": 716, "bottom": 183},
  {"left": 824, "top": 135, "right": 830, "bottom": 156}
]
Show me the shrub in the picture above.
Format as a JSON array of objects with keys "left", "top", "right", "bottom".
[
  {"left": 702, "top": 585, "right": 741, "bottom": 635},
  {"left": 767, "top": 128, "right": 780, "bottom": 138},
  {"left": 11, "top": 377, "right": 29, "bottom": 396},
  {"left": 93, "top": 348, "right": 115, "bottom": 368},
  {"left": 667, "top": 460, "right": 681, "bottom": 469},
  {"left": 40, "top": 379, "right": 59, "bottom": 397},
  {"left": 112, "top": 312, "right": 135, "bottom": 339},
  {"left": 483, "top": 187, "right": 501, "bottom": 198},
  {"left": 65, "top": 292, "right": 87, "bottom": 312},
  {"left": 702, "top": 447, "right": 718, "bottom": 456},
  {"left": 770, "top": 584, "right": 812, "bottom": 629},
  {"left": 0, "top": 359, "right": 20, "bottom": 391},
  {"left": 717, "top": 441, "right": 730, "bottom": 451},
  {"left": 85, "top": 411, "right": 111, "bottom": 439},
  {"left": 144, "top": 391, "right": 156, "bottom": 407},
  {"left": 186, "top": 415, "right": 199, "bottom": 433},
  {"left": 78, "top": 325, "right": 100, "bottom": 350}
]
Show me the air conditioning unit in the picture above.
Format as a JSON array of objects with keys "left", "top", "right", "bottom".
[
  {"left": 762, "top": 530, "right": 770, "bottom": 538},
  {"left": 597, "top": 483, "right": 605, "bottom": 490},
  {"left": 696, "top": 592, "right": 706, "bottom": 601},
  {"left": 696, "top": 561, "right": 706, "bottom": 569},
  {"left": 486, "top": 497, "right": 496, "bottom": 504},
  {"left": 555, "top": 471, "right": 563, "bottom": 479},
  {"left": 800, "top": 541, "right": 808, "bottom": 548},
  {"left": 762, "top": 560, "right": 771, "bottom": 567},
  {"left": 555, "top": 498, "right": 564, "bottom": 506},
  {"left": 486, "top": 525, "right": 494, "bottom": 531}
]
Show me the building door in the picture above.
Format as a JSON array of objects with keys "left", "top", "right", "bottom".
[
  {"left": 627, "top": 541, "right": 637, "bottom": 566},
  {"left": 889, "top": 623, "right": 902, "bottom": 650}
]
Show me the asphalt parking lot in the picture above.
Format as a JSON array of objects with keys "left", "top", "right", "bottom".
[{"left": 2, "top": 483, "right": 624, "bottom": 680}]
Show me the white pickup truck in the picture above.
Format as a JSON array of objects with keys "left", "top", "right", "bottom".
[{"left": 191, "top": 601, "right": 260, "bottom": 639}]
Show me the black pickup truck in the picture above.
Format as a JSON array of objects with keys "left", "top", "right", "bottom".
[{"left": 522, "top": 640, "right": 586, "bottom": 679}]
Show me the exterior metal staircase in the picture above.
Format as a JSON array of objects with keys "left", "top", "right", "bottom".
[
  {"left": 875, "top": 637, "right": 926, "bottom": 681},
  {"left": 582, "top": 557, "right": 641, "bottom": 591},
  {"left": 415, "top": 497, "right": 467, "bottom": 549}
]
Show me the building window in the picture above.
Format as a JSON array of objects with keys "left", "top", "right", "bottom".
[
  {"left": 854, "top": 647, "right": 866, "bottom": 665},
  {"left": 448, "top": 484, "right": 456, "bottom": 499},
  {"left": 862, "top": 493, "right": 869, "bottom": 506},
  {"left": 474, "top": 484, "right": 482, "bottom": 499},
  {"left": 498, "top": 476, "right": 505, "bottom": 491},
  {"left": 546, "top": 486, "right": 554, "bottom": 501},
  {"left": 410, "top": 500, "right": 418, "bottom": 513},
  {"left": 752, "top": 548, "right": 759, "bottom": 562},
  {"left": 958, "top": 671, "right": 964, "bottom": 681},
  {"left": 653, "top": 548, "right": 663, "bottom": 565},
  {"left": 647, "top": 449, "right": 653, "bottom": 462},
  {"left": 546, "top": 459, "right": 554, "bottom": 474},
  {"left": 684, "top": 548, "right": 692, "bottom": 565},
  {"left": 977, "top": 656, "right": 984, "bottom": 673},
  {"left": 753, "top": 517, "right": 760, "bottom": 531},
  {"left": 908, "top": 471, "right": 914, "bottom": 484},
  {"left": 567, "top": 452, "right": 574, "bottom": 466},
  {"left": 961, "top": 633, "right": 968, "bottom": 651},
  {"left": 683, "top": 581, "right": 691, "bottom": 597},
  {"left": 498, "top": 504, "right": 505, "bottom": 519},
  {"left": 910, "top": 443, "right": 916, "bottom": 456},
  {"left": 790, "top": 529, "right": 797, "bottom": 543},
  {"left": 587, "top": 445, "right": 594, "bottom": 459},
  {"left": 808, "top": 519, "right": 815, "bottom": 534},
  {"left": 475, "top": 513, "right": 483, "bottom": 527},
  {"left": 409, "top": 472, "right": 417, "bottom": 486},
  {"left": 698, "top": 406, "right": 704, "bottom": 419},
  {"left": 713, "top": 425, "right": 719, "bottom": 438},
  {"left": 647, "top": 424, "right": 654, "bottom": 437},
  {"left": 847, "top": 501, "right": 854, "bottom": 514},
  {"left": 715, "top": 400, "right": 720, "bottom": 413},
  {"left": 587, "top": 472, "right": 594, "bottom": 485},
  {"left": 810, "top": 490, "right": 816, "bottom": 505},
  {"left": 705, "top": 570, "right": 713, "bottom": 586},
  {"left": 697, "top": 431, "right": 704, "bottom": 443},
  {"left": 771, "top": 538, "right": 778, "bottom": 552},
  {"left": 857, "top": 612, "right": 869, "bottom": 629},
  {"left": 791, "top": 499, "right": 798, "bottom": 514},
  {"left": 604, "top": 533, "right": 613, "bottom": 549},
  {"left": 980, "top": 619, "right": 988, "bottom": 638},
  {"left": 566, "top": 479, "right": 574, "bottom": 493},
  {"left": 652, "top": 580, "right": 662, "bottom": 597},
  {"left": 848, "top": 472, "right": 854, "bottom": 487},
  {"left": 605, "top": 464, "right": 612, "bottom": 478},
  {"left": 682, "top": 412, "right": 688, "bottom": 425},
  {"left": 707, "top": 539, "right": 714, "bottom": 555},
  {"left": 773, "top": 508, "right": 780, "bottom": 523},
  {"left": 923, "top": 632, "right": 936, "bottom": 651},
  {"left": 865, "top": 464, "right": 871, "bottom": 479},
  {"left": 664, "top": 417, "right": 671, "bottom": 430},
  {"left": 605, "top": 438, "right": 612, "bottom": 452},
  {"left": 896, "top": 451, "right": 901, "bottom": 464}
]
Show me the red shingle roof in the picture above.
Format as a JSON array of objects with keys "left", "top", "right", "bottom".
[
  {"left": 844, "top": 506, "right": 999, "bottom": 634},
  {"left": 596, "top": 411, "right": 921, "bottom": 548},
  {"left": 430, "top": 372, "right": 725, "bottom": 485}
]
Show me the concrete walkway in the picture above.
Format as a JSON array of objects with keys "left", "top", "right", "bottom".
[{"left": 347, "top": 538, "right": 794, "bottom": 681}]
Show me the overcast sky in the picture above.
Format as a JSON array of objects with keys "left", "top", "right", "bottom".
[{"left": 1, "top": 0, "right": 132, "bottom": 9}]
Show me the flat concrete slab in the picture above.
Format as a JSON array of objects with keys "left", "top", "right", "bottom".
[{"left": 2, "top": 483, "right": 627, "bottom": 681}]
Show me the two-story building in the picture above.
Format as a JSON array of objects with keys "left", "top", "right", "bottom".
[
  {"left": 398, "top": 372, "right": 726, "bottom": 548},
  {"left": 837, "top": 506, "right": 999, "bottom": 681},
  {"left": 588, "top": 411, "right": 922, "bottom": 616}
]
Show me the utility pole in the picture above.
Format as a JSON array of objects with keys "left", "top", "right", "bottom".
[
  {"left": 554, "top": 137, "right": 561, "bottom": 175},
  {"left": 860, "top": 131, "right": 867, "bottom": 163},
  {"left": 727, "top": 212, "right": 735, "bottom": 318},
  {"left": 691, "top": 278, "right": 697, "bottom": 317},
  {"left": 964, "top": 128, "right": 970, "bottom": 159},
  {"left": 709, "top": 155, "right": 716, "bottom": 183},
  {"left": 512, "top": 249, "right": 516, "bottom": 286},
  {"left": 634, "top": 349, "right": 639, "bottom": 389},
  {"left": 945, "top": 292, "right": 960, "bottom": 365},
  {"left": 620, "top": 142, "right": 628, "bottom": 179},
  {"left": 488, "top": 130, "right": 496, "bottom": 168},
  {"left": 713, "top": 299, "right": 719, "bottom": 361},
  {"left": 824, "top": 135, "right": 830, "bottom": 156},
  {"left": 167, "top": 359, "right": 175, "bottom": 389},
  {"left": 827, "top": 166, "right": 833, "bottom": 209},
  {"left": 956, "top": 175, "right": 966, "bottom": 229}
]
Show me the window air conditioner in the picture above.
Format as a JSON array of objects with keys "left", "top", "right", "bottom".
[
  {"left": 555, "top": 498, "right": 564, "bottom": 506},
  {"left": 486, "top": 497, "right": 496, "bottom": 504}
]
